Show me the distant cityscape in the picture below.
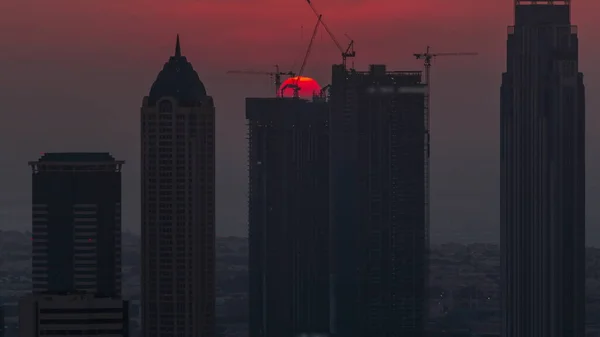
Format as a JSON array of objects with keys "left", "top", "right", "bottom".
[
  {"left": 3, "top": 231, "right": 600, "bottom": 336},
  {"left": 0, "top": 0, "right": 589, "bottom": 336}
]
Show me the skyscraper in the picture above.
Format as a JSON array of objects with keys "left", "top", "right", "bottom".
[
  {"left": 247, "top": 97, "right": 330, "bottom": 337},
  {"left": 329, "top": 64, "right": 427, "bottom": 337},
  {"left": 141, "top": 35, "right": 216, "bottom": 337},
  {"left": 500, "top": 1, "right": 585, "bottom": 337},
  {"left": 28, "top": 152, "right": 124, "bottom": 297}
]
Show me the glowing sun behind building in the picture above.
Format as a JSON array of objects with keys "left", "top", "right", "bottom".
[{"left": 279, "top": 76, "right": 322, "bottom": 98}]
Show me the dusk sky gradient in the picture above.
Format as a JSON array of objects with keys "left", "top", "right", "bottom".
[{"left": 0, "top": 0, "right": 599, "bottom": 244}]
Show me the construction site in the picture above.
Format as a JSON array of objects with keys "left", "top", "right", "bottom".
[
  {"left": 238, "top": 1, "right": 479, "bottom": 337},
  {"left": 229, "top": 0, "right": 478, "bottom": 239}
]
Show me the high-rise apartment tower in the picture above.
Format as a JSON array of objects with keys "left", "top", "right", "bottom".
[
  {"left": 329, "top": 64, "right": 427, "bottom": 337},
  {"left": 141, "top": 35, "right": 216, "bottom": 337},
  {"left": 28, "top": 152, "right": 124, "bottom": 297},
  {"left": 500, "top": 1, "right": 585, "bottom": 337},
  {"left": 247, "top": 97, "right": 330, "bottom": 337}
]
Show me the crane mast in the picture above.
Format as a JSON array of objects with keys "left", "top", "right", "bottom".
[{"left": 413, "top": 46, "right": 478, "bottom": 257}]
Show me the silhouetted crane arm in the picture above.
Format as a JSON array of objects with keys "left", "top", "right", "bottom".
[
  {"left": 298, "top": 15, "right": 321, "bottom": 78},
  {"left": 305, "top": 0, "right": 350, "bottom": 57},
  {"left": 433, "top": 52, "right": 478, "bottom": 57},
  {"left": 288, "top": 14, "right": 322, "bottom": 98},
  {"left": 226, "top": 70, "right": 272, "bottom": 75},
  {"left": 227, "top": 66, "right": 296, "bottom": 97},
  {"left": 414, "top": 49, "right": 479, "bottom": 63}
]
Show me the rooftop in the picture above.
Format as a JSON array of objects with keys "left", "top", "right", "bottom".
[
  {"left": 28, "top": 153, "right": 124, "bottom": 172},
  {"left": 34, "top": 152, "right": 117, "bottom": 163},
  {"left": 146, "top": 35, "right": 207, "bottom": 107}
]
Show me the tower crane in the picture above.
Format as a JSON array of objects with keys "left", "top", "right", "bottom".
[
  {"left": 413, "top": 46, "right": 478, "bottom": 150},
  {"left": 413, "top": 46, "right": 478, "bottom": 257},
  {"left": 226, "top": 65, "right": 296, "bottom": 97},
  {"left": 281, "top": 14, "right": 322, "bottom": 98},
  {"left": 305, "top": 0, "right": 355, "bottom": 69}
]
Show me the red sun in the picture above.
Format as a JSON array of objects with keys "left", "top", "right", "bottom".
[{"left": 279, "top": 76, "right": 322, "bottom": 98}]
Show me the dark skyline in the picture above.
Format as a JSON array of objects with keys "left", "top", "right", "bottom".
[
  {"left": 500, "top": 1, "right": 585, "bottom": 336},
  {"left": 0, "top": 2, "right": 597, "bottom": 337},
  {"left": 0, "top": 0, "right": 599, "bottom": 245}
]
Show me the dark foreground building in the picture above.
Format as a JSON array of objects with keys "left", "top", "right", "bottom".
[
  {"left": 19, "top": 293, "right": 129, "bottom": 337},
  {"left": 500, "top": 1, "right": 585, "bottom": 337},
  {"left": 28, "top": 152, "right": 124, "bottom": 297},
  {"left": 0, "top": 305, "right": 4, "bottom": 337},
  {"left": 329, "top": 64, "right": 427, "bottom": 337},
  {"left": 141, "top": 35, "right": 216, "bottom": 337},
  {"left": 247, "top": 97, "right": 330, "bottom": 337}
]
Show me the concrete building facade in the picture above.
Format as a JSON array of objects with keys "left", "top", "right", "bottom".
[
  {"left": 141, "top": 35, "right": 216, "bottom": 337},
  {"left": 500, "top": 1, "right": 585, "bottom": 337},
  {"left": 28, "top": 152, "right": 124, "bottom": 297},
  {"left": 247, "top": 97, "right": 330, "bottom": 337},
  {"left": 329, "top": 64, "right": 427, "bottom": 337},
  {"left": 19, "top": 293, "right": 128, "bottom": 337}
]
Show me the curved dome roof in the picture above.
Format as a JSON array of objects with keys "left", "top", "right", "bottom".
[{"left": 147, "top": 35, "right": 207, "bottom": 107}]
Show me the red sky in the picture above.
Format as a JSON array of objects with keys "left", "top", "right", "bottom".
[{"left": 0, "top": 0, "right": 599, "bottom": 242}]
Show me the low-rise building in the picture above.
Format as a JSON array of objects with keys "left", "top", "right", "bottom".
[{"left": 19, "top": 293, "right": 128, "bottom": 337}]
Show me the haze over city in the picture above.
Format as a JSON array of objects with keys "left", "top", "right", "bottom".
[{"left": 1, "top": 0, "right": 599, "bottom": 244}]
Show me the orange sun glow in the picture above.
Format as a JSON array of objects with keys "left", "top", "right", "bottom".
[{"left": 279, "top": 76, "right": 322, "bottom": 98}]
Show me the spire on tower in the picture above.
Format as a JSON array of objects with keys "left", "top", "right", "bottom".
[{"left": 175, "top": 34, "right": 181, "bottom": 57}]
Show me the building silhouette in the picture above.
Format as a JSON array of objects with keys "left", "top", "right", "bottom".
[
  {"left": 500, "top": 1, "right": 585, "bottom": 337},
  {"left": 28, "top": 152, "right": 124, "bottom": 297},
  {"left": 246, "top": 97, "right": 330, "bottom": 337},
  {"left": 141, "top": 35, "right": 216, "bottom": 337},
  {"left": 329, "top": 64, "right": 427, "bottom": 337},
  {"left": 19, "top": 293, "right": 129, "bottom": 337},
  {"left": 0, "top": 305, "right": 4, "bottom": 337}
]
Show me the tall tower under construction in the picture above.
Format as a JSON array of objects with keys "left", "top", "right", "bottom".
[
  {"left": 501, "top": 1, "right": 585, "bottom": 337},
  {"left": 329, "top": 64, "right": 427, "bottom": 337},
  {"left": 247, "top": 96, "right": 330, "bottom": 337}
]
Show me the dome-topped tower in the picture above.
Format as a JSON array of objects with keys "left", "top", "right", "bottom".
[
  {"left": 147, "top": 35, "right": 207, "bottom": 107},
  {"left": 141, "top": 35, "right": 216, "bottom": 337}
]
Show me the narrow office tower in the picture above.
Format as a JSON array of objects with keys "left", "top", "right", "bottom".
[
  {"left": 500, "top": 1, "right": 585, "bottom": 337},
  {"left": 28, "top": 152, "right": 124, "bottom": 297},
  {"left": 329, "top": 64, "right": 427, "bottom": 337},
  {"left": 247, "top": 97, "right": 330, "bottom": 337},
  {"left": 141, "top": 35, "right": 216, "bottom": 337}
]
